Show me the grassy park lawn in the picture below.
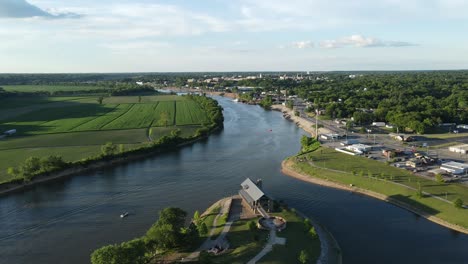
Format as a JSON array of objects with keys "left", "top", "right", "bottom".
[
  {"left": 293, "top": 147, "right": 468, "bottom": 228},
  {"left": 207, "top": 219, "right": 268, "bottom": 264},
  {"left": 259, "top": 209, "right": 321, "bottom": 264},
  {"left": 0, "top": 94, "right": 210, "bottom": 183}
]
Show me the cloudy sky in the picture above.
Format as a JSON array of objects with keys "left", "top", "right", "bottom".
[{"left": 0, "top": 0, "right": 467, "bottom": 72}]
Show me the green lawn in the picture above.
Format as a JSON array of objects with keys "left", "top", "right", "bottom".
[
  {"left": 293, "top": 147, "right": 468, "bottom": 228},
  {"left": 207, "top": 218, "right": 268, "bottom": 264},
  {"left": 259, "top": 209, "right": 321, "bottom": 264}
]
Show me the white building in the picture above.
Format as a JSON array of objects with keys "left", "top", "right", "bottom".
[
  {"left": 346, "top": 144, "right": 372, "bottom": 153},
  {"left": 440, "top": 162, "right": 468, "bottom": 175},
  {"left": 372, "top": 122, "right": 386, "bottom": 127},
  {"left": 449, "top": 144, "right": 468, "bottom": 155}
]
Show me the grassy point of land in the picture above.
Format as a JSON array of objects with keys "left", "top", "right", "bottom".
[
  {"left": 258, "top": 209, "right": 321, "bottom": 264},
  {"left": 289, "top": 147, "right": 468, "bottom": 230}
]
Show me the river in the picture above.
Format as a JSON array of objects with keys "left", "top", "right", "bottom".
[{"left": 0, "top": 96, "right": 467, "bottom": 264}]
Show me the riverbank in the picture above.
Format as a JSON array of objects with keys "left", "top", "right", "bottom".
[
  {"left": 282, "top": 159, "right": 468, "bottom": 235},
  {"left": 271, "top": 104, "right": 331, "bottom": 137},
  {"left": 0, "top": 128, "right": 221, "bottom": 197}
]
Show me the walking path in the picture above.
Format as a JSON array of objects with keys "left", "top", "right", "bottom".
[
  {"left": 182, "top": 197, "right": 236, "bottom": 262},
  {"left": 247, "top": 230, "right": 276, "bottom": 264}
]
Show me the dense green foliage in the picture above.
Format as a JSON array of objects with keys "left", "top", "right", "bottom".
[
  {"left": 258, "top": 95, "right": 273, "bottom": 109},
  {"left": 300, "top": 136, "right": 321, "bottom": 154},
  {"left": 234, "top": 71, "right": 468, "bottom": 133},
  {"left": 91, "top": 207, "right": 198, "bottom": 264}
]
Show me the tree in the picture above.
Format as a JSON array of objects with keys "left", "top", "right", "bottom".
[
  {"left": 298, "top": 249, "right": 309, "bottom": 264},
  {"left": 308, "top": 227, "right": 318, "bottom": 239},
  {"left": 303, "top": 219, "right": 312, "bottom": 232},
  {"left": 91, "top": 239, "right": 147, "bottom": 264},
  {"left": 146, "top": 207, "right": 188, "bottom": 249},
  {"left": 435, "top": 173, "right": 444, "bottom": 183},
  {"left": 286, "top": 100, "right": 294, "bottom": 109},
  {"left": 97, "top": 96, "right": 104, "bottom": 105},
  {"left": 40, "top": 155, "right": 66, "bottom": 171},
  {"left": 21, "top": 157, "right": 42, "bottom": 181},
  {"left": 101, "top": 142, "right": 117, "bottom": 156},
  {"left": 248, "top": 220, "right": 257, "bottom": 232},
  {"left": 7, "top": 167, "right": 21, "bottom": 178},
  {"left": 259, "top": 95, "right": 273, "bottom": 110},
  {"left": 138, "top": 96, "right": 142, "bottom": 103},
  {"left": 198, "top": 222, "right": 208, "bottom": 236},
  {"left": 91, "top": 244, "right": 121, "bottom": 264},
  {"left": 416, "top": 181, "right": 423, "bottom": 198},
  {"left": 454, "top": 198, "right": 463, "bottom": 209},
  {"left": 193, "top": 210, "right": 201, "bottom": 225}
]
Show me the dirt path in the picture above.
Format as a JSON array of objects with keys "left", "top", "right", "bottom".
[{"left": 271, "top": 105, "right": 331, "bottom": 137}]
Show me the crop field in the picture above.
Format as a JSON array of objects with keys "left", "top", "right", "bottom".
[
  {"left": 102, "top": 104, "right": 160, "bottom": 129},
  {"left": 1, "top": 85, "right": 110, "bottom": 92},
  {"left": 0, "top": 95, "right": 211, "bottom": 182},
  {"left": 176, "top": 101, "right": 210, "bottom": 125},
  {"left": 103, "top": 95, "right": 184, "bottom": 104}
]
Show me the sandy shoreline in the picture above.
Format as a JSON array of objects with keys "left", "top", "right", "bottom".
[
  {"left": 271, "top": 104, "right": 331, "bottom": 137},
  {"left": 281, "top": 159, "right": 468, "bottom": 235}
]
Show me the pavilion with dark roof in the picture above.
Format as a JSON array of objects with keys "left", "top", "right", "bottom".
[{"left": 239, "top": 178, "right": 272, "bottom": 217}]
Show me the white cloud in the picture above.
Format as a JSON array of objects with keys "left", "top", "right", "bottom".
[
  {"left": 320, "top": 35, "right": 416, "bottom": 48},
  {"left": 292, "top": 41, "right": 314, "bottom": 49}
]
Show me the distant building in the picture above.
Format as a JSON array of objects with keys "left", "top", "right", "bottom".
[
  {"left": 346, "top": 144, "right": 372, "bottom": 153},
  {"left": 449, "top": 144, "right": 468, "bottom": 155},
  {"left": 406, "top": 159, "right": 422, "bottom": 168},
  {"left": 372, "top": 122, "right": 386, "bottom": 127}
]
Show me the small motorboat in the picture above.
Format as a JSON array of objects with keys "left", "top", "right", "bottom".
[{"left": 120, "top": 212, "right": 129, "bottom": 218}]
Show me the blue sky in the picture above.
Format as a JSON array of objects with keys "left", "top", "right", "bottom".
[{"left": 0, "top": 0, "right": 467, "bottom": 72}]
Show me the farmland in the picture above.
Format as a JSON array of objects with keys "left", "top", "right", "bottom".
[
  {"left": 0, "top": 94, "right": 212, "bottom": 183},
  {"left": 1, "top": 85, "right": 111, "bottom": 92}
]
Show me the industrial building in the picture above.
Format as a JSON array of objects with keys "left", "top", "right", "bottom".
[{"left": 440, "top": 162, "right": 468, "bottom": 175}]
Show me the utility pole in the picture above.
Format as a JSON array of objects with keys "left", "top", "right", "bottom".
[{"left": 315, "top": 109, "right": 319, "bottom": 140}]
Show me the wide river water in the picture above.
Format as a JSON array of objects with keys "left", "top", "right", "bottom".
[{"left": 1, "top": 96, "right": 467, "bottom": 264}]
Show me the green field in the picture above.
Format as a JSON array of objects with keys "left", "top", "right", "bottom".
[
  {"left": 1, "top": 85, "right": 110, "bottom": 92},
  {"left": 292, "top": 147, "right": 468, "bottom": 228},
  {"left": 0, "top": 94, "right": 210, "bottom": 183}
]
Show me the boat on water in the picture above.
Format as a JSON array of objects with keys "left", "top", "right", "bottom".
[{"left": 120, "top": 212, "right": 129, "bottom": 218}]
